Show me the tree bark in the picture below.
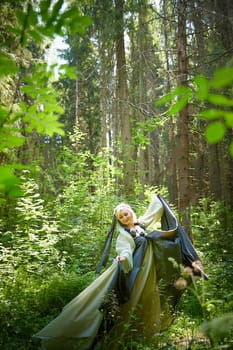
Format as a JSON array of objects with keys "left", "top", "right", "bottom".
[
  {"left": 115, "top": 0, "right": 134, "bottom": 196},
  {"left": 162, "top": 0, "right": 178, "bottom": 205},
  {"left": 176, "top": 0, "right": 191, "bottom": 235}
]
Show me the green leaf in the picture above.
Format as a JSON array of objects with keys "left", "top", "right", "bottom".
[
  {"left": 155, "top": 89, "right": 180, "bottom": 106},
  {"left": 199, "top": 109, "right": 223, "bottom": 120},
  {"left": 207, "top": 94, "right": 233, "bottom": 107},
  {"left": 0, "top": 107, "right": 9, "bottom": 123},
  {"left": 16, "top": 9, "right": 26, "bottom": 26},
  {"left": 0, "top": 52, "right": 18, "bottom": 77},
  {"left": 25, "top": 112, "right": 64, "bottom": 136},
  {"left": 27, "top": 6, "right": 38, "bottom": 27},
  {"left": 194, "top": 75, "right": 209, "bottom": 101},
  {"left": 10, "top": 163, "right": 30, "bottom": 170},
  {"left": 69, "top": 15, "right": 92, "bottom": 35},
  {"left": 167, "top": 86, "right": 191, "bottom": 115},
  {"left": 224, "top": 112, "right": 233, "bottom": 127},
  {"left": 59, "top": 65, "right": 77, "bottom": 80},
  {"left": 0, "top": 165, "right": 23, "bottom": 197},
  {"left": 47, "top": 0, "right": 63, "bottom": 27},
  {"left": 19, "top": 102, "right": 27, "bottom": 113},
  {"left": 21, "top": 85, "right": 37, "bottom": 98},
  {"left": 45, "top": 104, "right": 64, "bottom": 114},
  {"left": 205, "top": 121, "right": 226, "bottom": 144},
  {"left": 210, "top": 66, "right": 233, "bottom": 89},
  {"left": 29, "top": 29, "right": 44, "bottom": 43},
  {"left": 168, "top": 97, "right": 188, "bottom": 115},
  {"left": 0, "top": 132, "right": 25, "bottom": 151},
  {"left": 229, "top": 141, "right": 233, "bottom": 157},
  {"left": 5, "top": 25, "right": 21, "bottom": 37},
  {"left": 39, "top": 0, "right": 52, "bottom": 22},
  {"left": 200, "top": 109, "right": 233, "bottom": 127}
]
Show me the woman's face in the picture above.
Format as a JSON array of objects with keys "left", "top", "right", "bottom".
[{"left": 117, "top": 209, "right": 134, "bottom": 228}]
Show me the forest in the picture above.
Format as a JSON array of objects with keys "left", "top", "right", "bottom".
[{"left": 0, "top": 0, "right": 233, "bottom": 349}]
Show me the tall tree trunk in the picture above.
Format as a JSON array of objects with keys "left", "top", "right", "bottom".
[
  {"left": 138, "top": 0, "right": 149, "bottom": 189},
  {"left": 75, "top": 78, "right": 79, "bottom": 126},
  {"left": 176, "top": 0, "right": 191, "bottom": 235},
  {"left": 162, "top": 0, "right": 178, "bottom": 205},
  {"left": 114, "top": 0, "right": 134, "bottom": 196},
  {"left": 215, "top": 0, "right": 233, "bottom": 51},
  {"left": 100, "top": 41, "right": 107, "bottom": 148}
]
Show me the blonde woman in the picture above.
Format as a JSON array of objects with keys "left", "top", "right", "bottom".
[{"left": 34, "top": 195, "right": 206, "bottom": 349}]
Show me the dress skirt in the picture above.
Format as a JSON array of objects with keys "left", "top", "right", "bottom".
[{"left": 34, "top": 233, "right": 183, "bottom": 350}]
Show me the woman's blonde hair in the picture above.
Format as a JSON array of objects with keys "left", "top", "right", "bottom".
[{"left": 114, "top": 203, "right": 137, "bottom": 223}]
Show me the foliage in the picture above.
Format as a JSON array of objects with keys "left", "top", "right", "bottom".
[
  {"left": 0, "top": 146, "right": 121, "bottom": 349},
  {"left": 155, "top": 66, "right": 233, "bottom": 156},
  {"left": 0, "top": 0, "right": 92, "bottom": 196},
  {"left": 0, "top": 1, "right": 232, "bottom": 349},
  {"left": 1, "top": 170, "right": 232, "bottom": 349}
]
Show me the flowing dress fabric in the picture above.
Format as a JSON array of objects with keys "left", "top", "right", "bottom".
[{"left": 34, "top": 195, "right": 198, "bottom": 350}]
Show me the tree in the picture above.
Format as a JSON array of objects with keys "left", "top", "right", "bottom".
[
  {"left": 0, "top": 0, "right": 91, "bottom": 197},
  {"left": 175, "top": 0, "right": 191, "bottom": 233},
  {"left": 114, "top": 0, "right": 134, "bottom": 195}
]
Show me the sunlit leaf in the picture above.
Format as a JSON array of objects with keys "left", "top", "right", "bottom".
[
  {"left": 168, "top": 97, "right": 188, "bottom": 115},
  {"left": 25, "top": 111, "right": 64, "bottom": 136},
  {"left": 29, "top": 29, "right": 43, "bottom": 43},
  {"left": 5, "top": 25, "right": 21, "bottom": 37},
  {"left": 46, "top": 0, "right": 63, "bottom": 27},
  {"left": 11, "top": 163, "right": 30, "bottom": 170},
  {"left": 16, "top": 9, "right": 25, "bottom": 26},
  {"left": 59, "top": 65, "right": 76, "bottom": 80},
  {"left": 0, "top": 52, "right": 18, "bottom": 77},
  {"left": 0, "top": 133, "right": 25, "bottom": 151},
  {"left": 27, "top": 5, "right": 38, "bottom": 27},
  {"left": 19, "top": 102, "right": 27, "bottom": 113},
  {"left": 69, "top": 15, "right": 92, "bottom": 35},
  {"left": 39, "top": 0, "right": 52, "bottom": 22},
  {"left": 194, "top": 75, "right": 209, "bottom": 101},
  {"left": 207, "top": 94, "right": 233, "bottom": 106},
  {"left": 210, "top": 66, "right": 233, "bottom": 89},
  {"left": 167, "top": 86, "right": 191, "bottom": 115},
  {"left": 0, "top": 165, "right": 23, "bottom": 197},
  {"left": 21, "top": 85, "right": 37, "bottom": 98},
  {"left": 229, "top": 141, "right": 233, "bottom": 157},
  {"left": 0, "top": 107, "right": 9, "bottom": 122},
  {"left": 224, "top": 112, "right": 233, "bottom": 127},
  {"left": 45, "top": 104, "right": 64, "bottom": 114},
  {"left": 199, "top": 109, "right": 223, "bottom": 120},
  {"left": 199, "top": 109, "right": 233, "bottom": 128},
  {"left": 155, "top": 88, "right": 181, "bottom": 106},
  {"left": 205, "top": 121, "right": 226, "bottom": 144}
]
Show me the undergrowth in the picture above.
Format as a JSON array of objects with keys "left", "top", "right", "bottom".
[{"left": 0, "top": 185, "right": 232, "bottom": 349}]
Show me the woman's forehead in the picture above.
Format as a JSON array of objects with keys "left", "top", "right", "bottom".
[{"left": 119, "top": 208, "right": 131, "bottom": 214}]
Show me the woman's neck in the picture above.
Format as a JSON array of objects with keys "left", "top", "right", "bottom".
[{"left": 127, "top": 223, "right": 136, "bottom": 229}]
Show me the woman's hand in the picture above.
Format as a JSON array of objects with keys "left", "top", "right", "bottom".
[
  {"left": 115, "top": 256, "right": 126, "bottom": 262},
  {"left": 192, "top": 260, "right": 203, "bottom": 273}
]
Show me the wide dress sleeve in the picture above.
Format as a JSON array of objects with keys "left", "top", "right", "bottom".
[
  {"left": 138, "top": 195, "right": 164, "bottom": 228},
  {"left": 115, "top": 195, "right": 164, "bottom": 274},
  {"left": 115, "top": 229, "right": 135, "bottom": 273}
]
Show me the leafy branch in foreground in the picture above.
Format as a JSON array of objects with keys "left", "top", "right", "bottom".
[
  {"left": 0, "top": 0, "right": 92, "bottom": 196},
  {"left": 155, "top": 66, "right": 233, "bottom": 156}
]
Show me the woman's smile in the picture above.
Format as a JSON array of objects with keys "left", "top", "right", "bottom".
[{"left": 117, "top": 209, "right": 134, "bottom": 228}]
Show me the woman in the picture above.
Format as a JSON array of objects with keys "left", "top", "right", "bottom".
[{"left": 34, "top": 195, "right": 206, "bottom": 349}]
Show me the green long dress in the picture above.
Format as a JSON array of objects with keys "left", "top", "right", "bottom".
[{"left": 33, "top": 195, "right": 198, "bottom": 349}]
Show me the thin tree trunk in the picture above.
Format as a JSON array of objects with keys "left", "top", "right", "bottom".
[
  {"left": 115, "top": 0, "right": 134, "bottom": 196},
  {"left": 75, "top": 78, "right": 79, "bottom": 125},
  {"left": 176, "top": 0, "right": 191, "bottom": 235},
  {"left": 138, "top": 0, "right": 149, "bottom": 189},
  {"left": 100, "top": 42, "right": 107, "bottom": 148},
  {"left": 162, "top": 0, "right": 178, "bottom": 205}
]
